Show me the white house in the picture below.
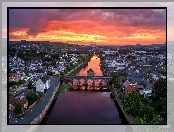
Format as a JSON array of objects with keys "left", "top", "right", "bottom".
[
  {"left": 108, "top": 60, "right": 125, "bottom": 70},
  {"left": 36, "top": 76, "right": 50, "bottom": 93}
]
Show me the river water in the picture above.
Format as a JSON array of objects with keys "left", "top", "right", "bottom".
[{"left": 44, "top": 55, "right": 126, "bottom": 124}]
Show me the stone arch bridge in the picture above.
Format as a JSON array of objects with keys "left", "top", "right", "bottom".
[{"left": 60, "top": 76, "right": 112, "bottom": 88}]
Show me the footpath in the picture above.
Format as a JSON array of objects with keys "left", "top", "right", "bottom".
[{"left": 65, "top": 63, "right": 84, "bottom": 76}]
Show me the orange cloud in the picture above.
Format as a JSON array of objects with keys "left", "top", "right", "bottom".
[{"left": 9, "top": 9, "right": 166, "bottom": 45}]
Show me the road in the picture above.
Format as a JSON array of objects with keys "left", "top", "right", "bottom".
[{"left": 8, "top": 76, "right": 60, "bottom": 125}]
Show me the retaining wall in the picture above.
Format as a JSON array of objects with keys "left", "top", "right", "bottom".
[
  {"left": 29, "top": 82, "right": 60, "bottom": 124},
  {"left": 112, "top": 88, "right": 136, "bottom": 124}
]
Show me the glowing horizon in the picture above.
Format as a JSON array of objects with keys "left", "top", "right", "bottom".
[{"left": 8, "top": 8, "right": 166, "bottom": 45}]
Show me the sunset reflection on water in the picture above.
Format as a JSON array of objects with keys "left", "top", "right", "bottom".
[{"left": 72, "top": 55, "right": 106, "bottom": 90}]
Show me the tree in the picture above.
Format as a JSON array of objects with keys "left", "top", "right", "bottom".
[
  {"left": 47, "top": 71, "right": 54, "bottom": 76},
  {"left": 70, "top": 62, "right": 73, "bottom": 67},
  {"left": 35, "top": 92, "right": 44, "bottom": 101},
  {"left": 12, "top": 69, "right": 17, "bottom": 73},
  {"left": 137, "top": 103, "right": 160, "bottom": 124},
  {"left": 123, "top": 90, "right": 142, "bottom": 117},
  {"left": 127, "top": 55, "right": 133, "bottom": 60},
  {"left": 150, "top": 78, "right": 167, "bottom": 118},
  {"left": 111, "top": 72, "right": 126, "bottom": 90},
  {"left": 15, "top": 102, "right": 23, "bottom": 115},
  {"left": 26, "top": 90, "right": 36, "bottom": 106},
  {"left": 51, "top": 61, "right": 56, "bottom": 67},
  {"left": 9, "top": 91, "right": 13, "bottom": 97},
  {"left": 160, "top": 70, "right": 166, "bottom": 76},
  {"left": 28, "top": 81, "right": 34, "bottom": 89}
]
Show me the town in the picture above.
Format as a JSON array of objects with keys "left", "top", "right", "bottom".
[{"left": 6, "top": 40, "right": 167, "bottom": 125}]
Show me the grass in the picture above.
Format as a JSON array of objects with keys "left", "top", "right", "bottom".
[
  {"left": 69, "top": 67, "right": 81, "bottom": 76},
  {"left": 54, "top": 83, "right": 71, "bottom": 99}
]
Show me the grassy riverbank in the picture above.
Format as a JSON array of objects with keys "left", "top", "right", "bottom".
[
  {"left": 69, "top": 61, "right": 88, "bottom": 76},
  {"left": 54, "top": 83, "right": 71, "bottom": 99}
]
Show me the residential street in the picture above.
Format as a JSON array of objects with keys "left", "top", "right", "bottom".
[{"left": 8, "top": 76, "right": 60, "bottom": 125}]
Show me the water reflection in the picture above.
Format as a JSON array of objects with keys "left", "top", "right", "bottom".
[
  {"left": 76, "top": 55, "right": 103, "bottom": 76},
  {"left": 72, "top": 55, "right": 107, "bottom": 91},
  {"left": 45, "top": 91, "right": 122, "bottom": 124},
  {"left": 43, "top": 55, "right": 127, "bottom": 125}
]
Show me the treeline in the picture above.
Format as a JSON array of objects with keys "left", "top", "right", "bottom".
[{"left": 111, "top": 72, "right": 166, "bottom": 124}]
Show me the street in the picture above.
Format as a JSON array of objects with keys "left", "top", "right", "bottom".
[{"left": 8, "top": 76, "right": 60, "bottom": 125}]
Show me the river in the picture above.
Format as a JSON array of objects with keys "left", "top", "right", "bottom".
[{"left": 43, "top": 55, "right": 127, "bottom": 124}]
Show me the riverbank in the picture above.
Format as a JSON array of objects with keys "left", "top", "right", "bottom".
[
  {"left": 30, "top": 79, "right": 60, "bottom": 124},
  {"left": 40, "top": 58, "right": 90, "bottom": 124},
  {"left": 54, "top": 83, "right": 71, "bottom": 99},
  {"left": 40, "top": 57, "right": 90, "bottom": 124},
  {"left": 41, "top": 54, "right": 126, "bottom": 125},
  {"left": 39, "top": 96, "right": 57, "bottom": 124},
  {"left": 111, "top": 88, "right": 136, "bottom": 124}
]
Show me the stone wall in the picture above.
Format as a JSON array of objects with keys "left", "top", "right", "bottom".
[
  {"left": 113, "top": 92, "right": 136, "bottom": 124},
  {"left": 30, "top": 82, "right": 60, "bottom": 124}
]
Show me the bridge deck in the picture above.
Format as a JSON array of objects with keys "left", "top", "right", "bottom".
[{"left": 61, "top": 76, "right": 112, "bottom": 79}]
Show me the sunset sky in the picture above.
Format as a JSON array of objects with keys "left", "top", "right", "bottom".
[
  {"left": 3, "top": 2, "right": 171, "bottom": 45},
  {"left": 8, "top": 8, "right": 166, "bottom": 45}
]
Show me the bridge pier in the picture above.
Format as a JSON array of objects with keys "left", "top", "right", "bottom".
[
  {"left": 99, "top": 79, "right": 103, "bottom": 90},
  {"left": 84, "top": 79, "right": 88, "bottom": 86},
  {"left": 76, "top": 79, "right": 81, "bottom": 90},
  {"left": 76, "top": 79, "right": 80, "bottom": 86},
  {"left": 92, "top": 80, "right": 95, "bottom": 87},
  {"left": 99, "top": 79, "right": 103, "bottom": 85}
]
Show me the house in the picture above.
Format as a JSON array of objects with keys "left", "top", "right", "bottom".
[
  {"left": 126, "top": 69, "right": 147, "bottom": 85},
  {"left": 9, "top": 96, "right": 28, "bottom": 112},
  {"left": 9, "top": 73, "right": 22, "bottom": 82},
  {"left": 31, "top": 76, "right": 40, "bottom": 86},
  {"left": 10, "top": 67, "right": 20, "bottom": 73},
  {"left": 144, "top": 82, "right": 153, "bottom": 90},
  {"left": 143, "top": 89, "right": 152, "bottom": 98},
  {"left": 20, "top": 75, "right": 29, "bottom": 81},
  {"left": 48, "top": 65, "right": 55, "bottom": 70},
  {"left": 36, "top": 76, "right": 50, "bottom": 93},
  {"left": 56, "top": 59, "right": 66, "bottom": 65},
  {"left": 136, "top": 85, "right": 145, "bottom": 95},
  {"left": 31, "top": 61, "right": 37, "bottom": 67},
  {"left": 157, "top": 54, "right": 166, "bottom": 60},
  {"left": 19, "top": 96, "right": 28, "bottom": 111},
  {"left": 52, "top": 68, "right": 60, "bottom": 75},
  {"left": 122, "top": 80, "right": 131, "bottom": 90},
  {"left": 26, "top": 70, "right": 34, "bottom": 79},
  {"left": 125, "top": 85, "right": 137, "bottom": 95},
  {"left": 9, "top": 97, "right": 19, "bottom": 111},
  {"left": 141, "top": 62, "right": 152, "bottom": 67},
  {"left": 34, "top": 69, "right": 46, "bottom": 77}
]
